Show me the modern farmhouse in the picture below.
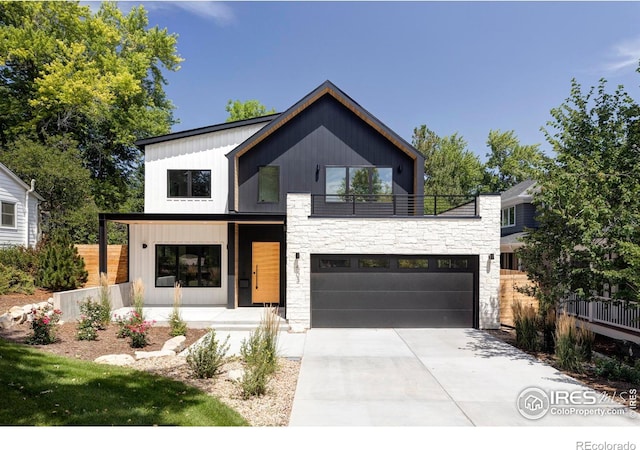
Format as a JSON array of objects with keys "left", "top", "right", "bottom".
[{"left": 98, "top": 81, "right": 500, "bottom": 330}]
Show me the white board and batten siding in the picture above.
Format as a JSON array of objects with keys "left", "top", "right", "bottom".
[
  {"left": 129, "top": 223, "right": 228, "bottom": 306},
  {"left": 0, "top": 164, "right": 40, "bottom": 248},
  {"left": 144, "top": 123, "right": 266, "bottom": 214}
]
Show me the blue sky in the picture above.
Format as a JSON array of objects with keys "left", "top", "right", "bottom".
[{"left": 110, "top": 1, "right": 640, "bottom": 161}]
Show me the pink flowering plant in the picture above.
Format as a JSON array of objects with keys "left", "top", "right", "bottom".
[
  {"left": 114, "top": 311, "right": 155, "bottom": 348},
  {"left": 28, "top": 306, "right": 62, "bottom": 345}
]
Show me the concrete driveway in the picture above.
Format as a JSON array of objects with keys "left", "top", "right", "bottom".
[{"left": 288, "top": 329, "right": 640, "bottom": 426}]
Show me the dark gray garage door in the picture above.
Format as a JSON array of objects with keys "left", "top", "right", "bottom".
[{"left": 311, "top": 254, "right": 478, "bottom": 328}]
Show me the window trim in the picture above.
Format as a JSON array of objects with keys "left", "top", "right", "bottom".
[
  {"left": 257, "top": 165, "right": 280, "bottom": 203},
  {"left": 0, "top": 201, "right": 16, "bottom": 228},
  {"left": 155, "top": 244, "right": 222, "bottom": 288},
  {"left": 501, "top": 206, "right": 516, "bottom": 228},
  {"left": 167, "top": 169, "right": 212, "bottom": 199}
]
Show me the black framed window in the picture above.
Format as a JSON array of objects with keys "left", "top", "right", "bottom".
[
  {"left": 325, "top": 166, "right": 392, "bottom": 202},
  {"left": 155, "top": 245, "right": 221, "bottom": 287},
  {"left": 258, "top": 166, "right": 279, "bottom": 203},
  {"left": 1, "top": 202, "right": 15, "bottom": 227},
  {"left": 167, "top": 170, "right": 211, "bottom": 198}
]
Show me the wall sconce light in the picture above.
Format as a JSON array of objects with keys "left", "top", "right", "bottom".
[
  {"left": 489, "top": 253, "right": 494, "bottom": 260},
  {"left": 315, "top": 164, "right": 320, "bottom": 182},
  {"left": 142, "top": 243, "right": 148, "bottom": 249},
  {"left": 296, "top": 252, "right": 300, "bottom": 259},
  {"left": 397, "top": 164, "right": 403, "bottom": 174}
]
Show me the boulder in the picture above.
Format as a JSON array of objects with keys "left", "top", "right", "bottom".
[
  {"left": 94, "top": 354, "right": 135, "bottom": 366},
  {"left": 134, "top": 350, "right": 176, "bottom": 360},
  {"left": 0, "top": 313, "right": 13, "bottom": 329},
  {"left": 162, "top": 336, "right": 186, "bottom": 353},
  {"left": 9, "top": 306, "right": 25, "bottom": 324},
  {"left": 36, "top": 301, "right": 50, "bottom": 310},
  {"left": 21, "top": 304, "right": 34, "bottom": 314},
  {"left": 227, "top": 369, "right": 244, "bottom": 382}
]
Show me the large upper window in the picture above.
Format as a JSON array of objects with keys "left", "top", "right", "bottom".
[
  {"left": 501, "top": 206, "right": 516, "bottom": 227},
  {"left": 258, "top": 166, "right": 279, "bottom": 203},
  {"left": 155, "top": 245, "right": 221, "bottom": 288},
  {"left": 325, "top": 166, "right": 392, "bottom": 202},
  {"left": 167, "top": 170, "right": 211, "bottom": 198},
  {"left": 1, "top": 202, "right": 15, "bottom": 228}
]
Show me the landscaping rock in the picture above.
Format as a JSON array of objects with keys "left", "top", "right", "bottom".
[
  {"left": 9, "top": 306, "right": 25, "bottom": 324},
  {"left": 36, "top": 301, "right": 49, "bottom": 310},
  {"left": 227, "top": 368, "right": 244, "bottom": 382},
  {"left": 0, "top": 313, "right": 12, "bottom": 329},
  {"left": 94, "top": 354, "right": 135, "bottom": 366},
  {"left": 162, "top": 335, "right": 186, "bottom": 353},
  {"left": 21, "top": 304, "right": 34, "bottom": 314},
  {"left": 134, "top": 349, "right": 176, "bottom": 360}
]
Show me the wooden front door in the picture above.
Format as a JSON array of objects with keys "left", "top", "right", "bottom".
[{"left": 251, "top": 242, "right": 280, "bottom": 304}]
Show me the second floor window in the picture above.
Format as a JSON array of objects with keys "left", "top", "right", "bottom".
[
  {"left": 501, "top": 206, "right": 515, "bottom": 227},
  {"left": 167, "top": 170, "right": 211, "bottom": 198},
  {"left": 325, "top": 166, "right": 392, "bottom": 202}
]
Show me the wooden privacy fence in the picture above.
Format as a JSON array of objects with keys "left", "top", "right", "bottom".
[
  {"left": 75, "top": 244, "right": 128, "bottom": 287},
  {"left": 500, "top": 269, "right": 539, "bottom": 327}
]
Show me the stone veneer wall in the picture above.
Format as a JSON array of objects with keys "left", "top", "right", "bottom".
[{"left": 285, "top": 193, "right": 501, "bottom": 331}]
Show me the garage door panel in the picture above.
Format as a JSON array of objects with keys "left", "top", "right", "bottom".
[
  {"left": 312, "top": 291, "right": 473, "bottom": 310},
  {"left": 310, "top": 254, "right": 477, "bottom": 328},
  {"left": 312, "top": 273, "right": 473, "bottom": 291},
  {"left": 312, "top": 309, "right": 474, "bottom": 328}
]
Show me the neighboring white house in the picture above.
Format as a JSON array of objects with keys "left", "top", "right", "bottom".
[
  {"left": 99, "top": 81, "right": 501, "bottom": 330},
  {"left": 0, "top": 162, "right": 43, "bottom": 248}
]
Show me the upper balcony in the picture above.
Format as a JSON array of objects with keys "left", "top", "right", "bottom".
[{"left": 310, "top": 194, "right": 478, "bottom": 218}]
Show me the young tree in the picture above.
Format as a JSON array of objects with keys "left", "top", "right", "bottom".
[
  {"left": 519, "top": 79, "right": 640, "bottom": 313},
  {"left": 225, "top": 99, "right": 276, "bottom": 122},
  {"left": 484, "top": 130, "right": 549, "bottom": 192},
  {"left": 412, "top": 125, "right": 485, "bottom": 196}
]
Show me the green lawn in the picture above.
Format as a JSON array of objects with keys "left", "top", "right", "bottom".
[{"left": 0, "top": 339, "right": 248, "bottom": 426}]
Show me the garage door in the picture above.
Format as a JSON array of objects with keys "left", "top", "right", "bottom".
[{"left": 311, "top": 254, "right": 478, "bottom": 328}]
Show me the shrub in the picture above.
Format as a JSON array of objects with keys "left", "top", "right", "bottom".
[
  {"left": 186, "top": 329, "right": 230, "bottom": 379},
  {"left": 27, "top": 305, "right": 62, "bottom": 345},
  {"left": 239, "top": 306, "right": 281, "bottom": 398},
  {"left": 0, "top": 263, "right": 35, "bottom": 295},
  {"left": 0, "top": 245, "right": 39, "bottom": 277},
  {"left": 131, "top": 278, "right": 145, "bottom": 319},
  {"left": 169, "top": 282, "right": 187, "bottom": 337},
  {"left": 512, "top": 301, "right": 539, "bottom": 351},
  {"left": 37, "top": 233, "right": 87, "bottom": 291},
  {"left": 76, "top": 297, "right": 102, "bottom": 341},
  {"left": 127, "top": 319, "right": 155, "bottom": 348},
  {"left": 576, "top": 326, "right": 594, "bottom": 363},
  {"left": 97, "top": 272, "right": 111, "bottom": 327},
  {"left": 595, "top": 358, "right": 640, "bottom": 384},
  {"left": 554, "top": 312, "right": 588, "bottom": 372}
]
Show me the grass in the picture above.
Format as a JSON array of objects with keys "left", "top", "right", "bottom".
[{"left": 0, "top": 339, "right": 248, "bottom": 426}]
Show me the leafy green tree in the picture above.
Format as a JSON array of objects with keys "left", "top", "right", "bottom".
[
  {"left": 518, "top": 79, "right": 640, "bottom": 314},
  {"left": 0, "top": 1, "right": 181, "bottom": 231},
  {"left": 225, "top": 99, "right": 276, "bottom": 122},
  {"left": 484, "top": 130, "right": 548, "bottom": 192},
  {"left": 412, "top": 125, "right": 485, "bottom": 196}
]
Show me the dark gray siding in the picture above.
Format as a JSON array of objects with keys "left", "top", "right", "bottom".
[
  {"left": 501, "top": 203, "right": 539, "bottom": 237},
  {"left": 237, "top": 95, "right": 417, "bottom": 213}
]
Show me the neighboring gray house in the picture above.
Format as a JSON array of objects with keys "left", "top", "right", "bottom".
[
  {"left": 99, "top": 81, "right": 501, "bottom": 331},
  {"left": 500, "top": 179, "right": 539, "bottom": 270},
  {"left": 0, "top": 162, "right": 43, "bottom": 248}
]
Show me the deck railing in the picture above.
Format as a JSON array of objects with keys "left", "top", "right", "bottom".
[
  {"left": 310, "top": 194, "right": 478, "bottom": 217},
  {"left": 563, "top": 294, "right": 640, "bottom": 333}
]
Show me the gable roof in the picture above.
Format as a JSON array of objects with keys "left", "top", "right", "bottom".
[
  {"left": 0, "top": 162, "right": 44, "bottom": 201},
  {"left": 134, "top": 114, "right": 280, "bottom": 150},
  {"left": 226, "top": 80, "right": 422, "bottom": 162},
  {"left": 501, "top": 179, "right": 538, "bottom": 207}
]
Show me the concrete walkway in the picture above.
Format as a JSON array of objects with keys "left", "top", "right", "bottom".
[{"left": 289, "top": 329, "right": 640, "bottom": 426}]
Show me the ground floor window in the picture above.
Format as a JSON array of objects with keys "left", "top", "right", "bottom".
[
  {"left": 155, "top": 245, "right": 221, "bottom": 287},
  {"left": 1, "top": 202, "right": 15, "bottom": 228}
]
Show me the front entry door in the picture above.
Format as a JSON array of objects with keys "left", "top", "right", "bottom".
[{"left": 252, "top": 242, "right": 280, "bottom": 304}]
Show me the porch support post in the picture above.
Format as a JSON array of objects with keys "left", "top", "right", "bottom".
[
  {"left": 227, "top": 222, "right": 236, "bottom": 309},
  {"left": 98, "top": 214, "right": 108, "bottom": 276}
]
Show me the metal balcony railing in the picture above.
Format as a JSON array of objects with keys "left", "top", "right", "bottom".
[{"left": 310, "top": 194, "right": 478, "bottom": 217}]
